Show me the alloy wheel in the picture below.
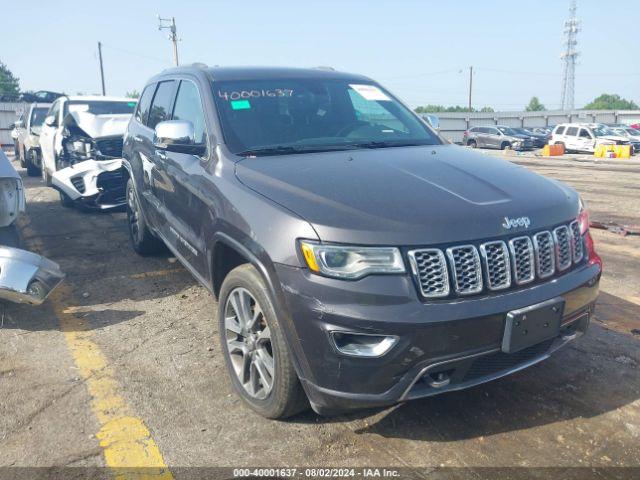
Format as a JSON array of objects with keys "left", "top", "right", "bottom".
[
  {"left": 127, "top": 186, "right": 140, "bottom": 242},
  {"left": 224, "top": 287, "right": 274, "bottom": 400}
]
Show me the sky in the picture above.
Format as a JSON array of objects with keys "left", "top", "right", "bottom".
[{"left": 3, "top": 0, "right": 638, "bottom": 111}]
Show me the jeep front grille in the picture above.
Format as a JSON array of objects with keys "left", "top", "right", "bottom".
[
  {"left": 508, "top": 236, "right": 535, "bottom": 285},
  {"left": 569, "top": 221, "right": 584, "bottom": 263},
  {"left": 446, "top": 245, "right": 483, "bottom": 295},
  {"left": 533, "top": 231, "right": 555, "bottom": 278},
  {"left": 408, "top": 222, "right": 585, "bottom": 299},
  {"left": 407, "top": 249, "right": 449, "bottom": 298},
  {"left": 553, "top": 225, "right": 572, "bottom": 271},
  {"left": 479, "top": 241, "right": 511, "bottom": 291}
]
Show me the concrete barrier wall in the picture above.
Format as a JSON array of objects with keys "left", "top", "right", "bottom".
[{"left": 423, "top": 110, "right": 640, "bottom": 143}]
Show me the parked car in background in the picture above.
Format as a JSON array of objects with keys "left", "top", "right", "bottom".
[
  {"left": 18, "top": 90, "right": 63, "bottom": 104},
  {"left": 609, "top": 127, "right": 640, "bottom": 153},
  {"left": 123, "top": 65, "right": 600, "bottom": 418},
  {"left": 0, "top": 150, "right": 64, "bottom": 305},
  {"left": 15, "top": 103, "right": 51, "bottom": 176},
  {"left": 512, "top": 127, "right": 548, "bottom": 148},
  {"left": 10, "top": 115, "right": 23, "bottom": 157},
  {"left": 463, "top": 125, "right": 533, "bottom": 150},
  {"left": 39, "top": 95, "right": 136, "bottom": 209},
  {"left": 523, "top": 127, "right": 550, "bottom": 136},
  {"left": 550, "top": 123, "right": 631, "bottom": 153}
]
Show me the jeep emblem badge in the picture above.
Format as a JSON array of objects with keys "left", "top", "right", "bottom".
[{"left": 502, "top": 216, "right": 531, "bottom": 230}]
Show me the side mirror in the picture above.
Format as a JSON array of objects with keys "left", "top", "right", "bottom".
[
  {"left": 44, "top": 115, "right": 56, "bottom": 127},
  {"left": 154, "top": 120, "right": 206, "bottom": 156}
]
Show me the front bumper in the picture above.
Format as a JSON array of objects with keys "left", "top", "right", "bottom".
[
  {"left": 276, "top": 263, "right": 600, "bottom": 414},
  {"left": 51, "top": 159, "right": 126, "bottom": 210}
]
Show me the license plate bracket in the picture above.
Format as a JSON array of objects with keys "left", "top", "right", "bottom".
[{"left": 502, "top": 297, "right": 564, "bottom": 353}]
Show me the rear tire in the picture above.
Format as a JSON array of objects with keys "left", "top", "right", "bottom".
[
  {"left": 20, "top": 147, "right": 26, "bottom": 168},
  {"left": 218, "top": 264, "right": 308, "bottom": 419},
  {"left": 467, "top": 140, "right": 477, "bottom": 148},
  {"left": 126, "top": 179, "right": 165, "bottom": 255}
]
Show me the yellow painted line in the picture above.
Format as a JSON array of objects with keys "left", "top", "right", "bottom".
[
  {"left": 129, "top": 268, "right": 183, "bottom": 280},
  {"left": 18, "top": 216, "right": 173, "bottom": 478}
]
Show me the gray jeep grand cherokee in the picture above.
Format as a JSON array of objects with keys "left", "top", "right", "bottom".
[{"left": 123, "top": 65, "right": 601, "bottom": 418}]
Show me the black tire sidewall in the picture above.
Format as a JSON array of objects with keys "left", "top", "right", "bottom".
[{"left": 217, "top": 264, "right": 300, "bottom": 419}]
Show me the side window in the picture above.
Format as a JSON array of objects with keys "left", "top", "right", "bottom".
[
  {"left": 171, "top": 80, "right": 206, "bottom": 144},
  {"left": 490, "top": 128, "right": 500, "bottom": 135},
  {"left": 135, "top": 84, "right": 156, "bottom": 125},
  {"left": 555, "top": 126, "right": 565, "bottom": 135},
  {"left": 147, "top": 80, "right": 177, "bottom": 129},
  {"left": 579, "top": 128, "right": 592, "bottom": 139},
  {"left": 566, "top": 127, "right": 578, "bottom": 136}
]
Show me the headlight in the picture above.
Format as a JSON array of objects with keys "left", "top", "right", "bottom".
[{"left": 299, "top": 241, "right": 405, "bottom": 279}]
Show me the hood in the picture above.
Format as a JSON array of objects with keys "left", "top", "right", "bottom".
[
  {"left": 65, "top": 111, "right": 131, "bottom": 138},
  {"left": 235, "top": 144, "right": 580, "bottom": 246},
  {"left": 599, "top": 135, "right": 628, "bottom": 143}
]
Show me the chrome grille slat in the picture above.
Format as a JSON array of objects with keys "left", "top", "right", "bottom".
[
  {"left": 407, "top": 249, "right": 449, "bottom": 298},
  {"left": 569, "top": 220, "right": 584, "bottom": 263},
  {"left": 446, "top": 245, "right": 483, "bottom": 295},
  {"left": 553, "top": 225, "right": 572, "bottom": 271},
  {"left": 479, "top": 241, "right": 511, "bottom": 290},
  {"left": 532, "top": 231, "right": 555, "bottom": 278},
  {"left": 508, "top": 236, "right": 535, "bottom": 285}
]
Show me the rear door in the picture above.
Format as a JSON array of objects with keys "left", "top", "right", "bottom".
[{"left": 564, "top": 126, "right": 579, "bottom": 151}]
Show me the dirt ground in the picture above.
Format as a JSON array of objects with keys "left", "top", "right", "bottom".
[{"left": 0, "top": 151, "right": 638, "bottom": 479}]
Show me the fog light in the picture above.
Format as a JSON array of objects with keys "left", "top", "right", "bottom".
[{"left": 330, "top": 332, "right": 398, "bottom": 357}]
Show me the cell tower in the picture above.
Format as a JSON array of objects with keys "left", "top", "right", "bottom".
[{"left": 560, "top": 0, "right": 580, "bottom": 110}]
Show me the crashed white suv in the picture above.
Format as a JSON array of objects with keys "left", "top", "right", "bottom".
[
  {"left": 550, "top": 123, "right": 631, "bottom": 154},
  {"left": 39, "top": 95, "right": 136, "bottom": 209}
]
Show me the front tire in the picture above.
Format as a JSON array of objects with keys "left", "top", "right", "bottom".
[
  {"left": 501, "top": 142, "right": 511, "bottom": 150},
  {"left": 59, "top": 190, "right": 75, "bottom": 208},
  {"left": 218, "top": 264, "right": 308, "bottom": 419},
  {"left": 20, "top": 147, "right": 26, "bottom": 168},
  {"left": 126, "top": 179, "right": 165, "bottom": 255}
]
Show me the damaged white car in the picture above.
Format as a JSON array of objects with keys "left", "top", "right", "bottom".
[
  {"left": 0, "top": 150, "right": 63, "bottom": 305},
  {"left": 39, "top": 95, "right": 136, "bottom": 210}
]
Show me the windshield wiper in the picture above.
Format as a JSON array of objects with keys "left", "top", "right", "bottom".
[
  {"left": 349, "top": 140, "right": 428, "bottom": 149},
  {"left": 236, "top": 144, "right": 362, "bottom": 157}
]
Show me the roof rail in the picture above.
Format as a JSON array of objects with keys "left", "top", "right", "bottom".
[
  {"left": 190, "top": 62, "right": 208, "bottom": 69},
  {"left": 314, "top": 66, "right": 335, "bottom": 71}
]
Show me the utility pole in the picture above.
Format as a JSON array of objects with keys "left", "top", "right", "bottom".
[
  {"left": 158, "top": 16, "right": 179, "bottom": 66},
  {"left": 560, "top": 0, "right": 580, "bottom": 110},
  {"left": 468, "top": 66, "right": 473, "bottom": 112},
  {"left": 97, "top": 41, "right": 106, "bottom": 96}
]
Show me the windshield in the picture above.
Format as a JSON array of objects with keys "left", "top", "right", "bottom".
[
  {"left": 212, "top": 78, "right": 441, "bottom": 155},
  {"left": 626, "top": 128, "right": 640, "bottom": 136},
  {"left": 497, "top": 126, "right": 518, "bottom": 135},
  {"left": 65, "top": 100, "right": 136, "bottom": 115},
  {"left": 592, "top": 126, "right": 615, "bottom": 137},
  {"left": 30, "top": 107, "right": 49, "bottom": 126}
]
